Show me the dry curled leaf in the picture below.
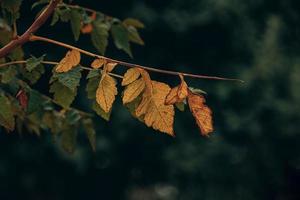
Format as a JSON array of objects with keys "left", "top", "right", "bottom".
[
  {"left": 187, "top": 91, "right": 213, "bottom": 136},
  {"left": 96, "top": 73, "right": 118, "bottom": 113},
  {"left": 123, "top": 78, "right": 145, "bottom": 104},
  {"left": 56, "top": 50, "right": 81, "bottom": 73},
  {"left": 122, "top": 68, "right": 141, "bottom": 86},
  {"left": 165, "top": 74, "right": 188, "bottom": 105},
  {"left": 91, "top": 58, "right": 106, "bottom": 69}
]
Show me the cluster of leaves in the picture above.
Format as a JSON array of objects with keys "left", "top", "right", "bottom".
[
  {"left": 0, "top": 0, "right": 214, "bottom": 153},
  {"left": 0, "top": 54, "right": 96, "bottom": 153},
  {"left": 33, "top": 0, "right": 145, "bottom": 57},
  {"left": 53, "top": 51, "right": 214, "bottom": 137}
]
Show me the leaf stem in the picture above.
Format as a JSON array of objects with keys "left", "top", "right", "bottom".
[{"left": 29, "top": 35, "right": 244, "bottom": 83}]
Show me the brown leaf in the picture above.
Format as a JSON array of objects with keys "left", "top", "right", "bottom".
[
  {"left": 122, "top": 68, "right": 141, "bottom": 86},
  {"left": 56, "top": 50, "right": 81, "bottom": 73},
  {"left": 177, "top": 74, "right": 188, "bottom": 99},
  {"left": 165, "top": 74, "right": 188, "bottom": 105},
  {"left": 96, "top": 73, "right": 118, "bottom": 113},
  {"left": 91, "top": 58, "right": 106, "bottom": 69},
  {"left": 187, "top": 91, "right": 213, "bottom": 136},
  {"left": 123, "top": 78, "right": 145, "bottom": 104}
]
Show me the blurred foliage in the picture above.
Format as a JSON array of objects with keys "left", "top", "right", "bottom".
[{"left": 0, "top": 0, "right": 299, "bottom": 200}]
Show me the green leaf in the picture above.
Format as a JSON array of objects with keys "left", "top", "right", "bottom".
[
  {"left": 82, "top": 118, "right": 96, "bottom": 151},
  {"left": 70, "top": 9, "right": 82, "bottom": 41},
  {"left": 91, "top": 21, "right": 109, "bottom": 55},
  {"left": 26, "top": 55, "right": 45, "bottom": 72},
  {"left": 50, "top": 82, "right": 76, "bottom": 108},
  {"left": 123, "top": 18, "right": 145, "bottom": 29},
  {"left": 52, "top": 67, "right": 82, "bottom": 92},
  {"left": 86, "top": 69, "right": 101, "bottom": 79},
  {"left": 0, "top": 93, "right": 15, "bottom": 131},
  {"left": 59, "top": 8, "right": 71, "bottom": 22},
  {"left": 51, "top": 9, "right": 60, "bottom": 26},
  {"left": 92, "top": 102, "right": 111, "bottom": 121},
  {"left": 23, "top": 64, "right": 45, "bottom": 84},
  {"left": 111, "top": 24, "right": 132, "bottom": 57},
  {"left": 0, "top": 65, "right": 17, "bottom": 84},
  {"left": 127, "top": 26, "right": 144, "bottom": 45},
  {"left": 42, "top": 111, "right": 62, "bottom": 135},
  {"left": 86, "top": 76, "right": 100, "bottom": 99},
  {"left": 61, "top": 127, "right": 77, "bottom": 154},
  {"left": 27, "top": 90, "right": 44, "bottom": 114}
]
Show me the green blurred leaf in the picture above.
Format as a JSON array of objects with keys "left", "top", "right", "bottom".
[
  {"left": 82, "top": 118, "right": 96, "bottom": 151},
  {"left": 61, "top": 127, "right": 77, "bottom": 154},
  {"left": 127, "top": 26, "right": 144, "bottom": 45},
  {"left": 27, "top": 90, "right": 44, "bottom": 114},
  {"left": 70, "top": 9, "right": 82, "bottom": 41},
  {"left": 0, "top": 93, "right": 15, "bottom": 131},
  {"left": 111, "top": 24, "right": 132, "bottom": 57},
  {"left": 91, "top": 21, "right": 109, "bottom": 55},
  {"left": 0, "top": 65, "right": 17, "bottom": 84},
  {"left": 123, "top": 18, "right": 145, "bottom": 28}
]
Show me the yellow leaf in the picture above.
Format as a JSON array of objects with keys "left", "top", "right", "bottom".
[
  {"left": 165, "top": 74, "right": 188, "bottom": 105},
  {"left": 187, "top": 92, "right": 213, "bottom": 136},
  {"left": 136, "top": 81, "right": 175, "bottom": 136},
  {"left": 123, "top": 78, "right": 145, "bottom": 104},
  {"left": 56, "top": 50, "right": 81, "bottom": 73},
  {"left": 106, "top": 62, "right": 118, "bottom": 72},
  {"left": 91, "top": 58, "right": 106, "bottom": 69},
  {"left": 96, "top": 73, "right": 118, "bottom": 113},
  {"left": 122, "top": 68, "right": 141, "bottom": 86}
]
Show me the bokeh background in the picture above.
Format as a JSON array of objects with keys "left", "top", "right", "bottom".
[{"left": 1, "top": 0, "right": 300, "bottom": 199}]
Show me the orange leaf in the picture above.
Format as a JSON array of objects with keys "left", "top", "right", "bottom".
[
  {"left": 91, "top": 58, "right": 106, "bottom": 69},
  {"left": 55, "top": 50, "right": 81, "bottom": 73},
  {"left": 165, "top": 74, "right": 188, "bottom": 105},
  {"left": 187, "top": 91, "right": 213, "bottom": 136}
]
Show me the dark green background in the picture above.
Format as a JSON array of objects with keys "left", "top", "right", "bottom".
[{"left": 1, "top": 0, "right": 300, "bottom": 199}]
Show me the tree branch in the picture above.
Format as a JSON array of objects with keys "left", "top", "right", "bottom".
[
  {"left": 30, "top": 35, "right": 244, "bottom": 83},
  {"left": 0, "top": 0, "right": 60, "bottom": 58}
]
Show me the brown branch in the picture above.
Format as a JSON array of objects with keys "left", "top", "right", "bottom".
[
  {"left": 30, "top": 35, "right": 244, "bottom": 83},
  {"left": 0, "top": 0, "right": 60, "bottom": 58}
]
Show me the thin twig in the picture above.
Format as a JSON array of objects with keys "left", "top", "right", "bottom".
[{"left": 29, "top": 35, "right": 244, "bottom": 83}]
